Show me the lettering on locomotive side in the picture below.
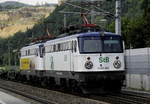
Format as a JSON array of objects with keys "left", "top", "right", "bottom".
[{"left": 99, "top": 57, "right": 109, "bottom": 63}]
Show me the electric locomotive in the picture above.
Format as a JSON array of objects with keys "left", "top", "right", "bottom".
[
  {"left": 19, "top": 29, "right": 125, "bottom": 94},
  {"left": 19, "top": 14, "right": 125, "bottom": 94}
]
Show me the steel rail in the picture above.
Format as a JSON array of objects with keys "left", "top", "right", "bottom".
[{"left": 0, "top": 84, "right": 58, "bottom": 104}]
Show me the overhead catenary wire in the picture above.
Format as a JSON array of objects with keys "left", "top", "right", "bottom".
[
  {"left": 60, "top": 0, "right": 117, "bottom": 31},
  {"left": 64, "top": 1, "right": 114, "bottom": 18},
  {"left": 64, "top": 2, "right": 91, "bottom": 12}
]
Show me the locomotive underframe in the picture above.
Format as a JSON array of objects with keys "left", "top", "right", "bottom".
[{"left": 16, "top": 70, "right": 125, "bottom": 94}]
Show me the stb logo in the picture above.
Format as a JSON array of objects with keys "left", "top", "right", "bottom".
[{"left": 99, "top": 57, "right": 109, "bottom": 63}]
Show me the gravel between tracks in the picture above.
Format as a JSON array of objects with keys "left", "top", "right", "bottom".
[
  {"left": 0, "top": 80, "right": 108, "bottom": 104},
  {"left": 0, "top": 88, "right": 42, "bottom": 104}
]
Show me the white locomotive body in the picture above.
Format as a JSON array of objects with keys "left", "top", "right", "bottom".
[
  {"left": 19, "top": 31, "right": 125, "bottom": 93},
  {"left": 20, "top": 43, "right": 44, "bottom": 70},
  {"left": 44, "top": 32, "right": 124, "bottom": 71}
]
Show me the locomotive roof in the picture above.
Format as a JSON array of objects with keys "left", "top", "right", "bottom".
[
  {"left": 21, "top": 31, "right": 121, "bottom": 50},
  {"left": 45, "top": 31, "right": 121, "bottom": 44},
  {"left": 20, "top": 42, "right": 44, "bottom": 51},
  {"left": 77, "top": 32, "right": 120, "bottom": 38}
]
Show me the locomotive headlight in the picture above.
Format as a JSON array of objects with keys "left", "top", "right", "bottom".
[
  {"left": 113, "top": 60, "right": 121, "bottom": 69},
  {"left": 85, "top": 61, "right": 93, "bottom": 69}
]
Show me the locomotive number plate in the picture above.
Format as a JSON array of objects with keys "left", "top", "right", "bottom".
[{"left": 98, "top": 66, "right": 109, "bottom": 70}]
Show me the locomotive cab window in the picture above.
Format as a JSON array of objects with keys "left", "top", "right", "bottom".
[
  {"left": 78, "top": 36, "right": 123, "bottom": 53},
  {"left": 79, "top": 37, "right": 102, "bottom": 53},
  {"left": 103, "top": 39, "right": 121, "bottom": 53}
]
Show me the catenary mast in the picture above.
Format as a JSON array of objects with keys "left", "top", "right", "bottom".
[{"left": 115, "top": 0, "right": 121, "bottom": 35}]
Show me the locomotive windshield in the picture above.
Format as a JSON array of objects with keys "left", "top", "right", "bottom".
[{"left": 78, "top": 36, "right": 123, "bottom": 53}]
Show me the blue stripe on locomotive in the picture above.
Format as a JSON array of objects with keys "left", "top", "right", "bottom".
[{"left": 77, "top": 32, "right": 121, "bottom": 38}]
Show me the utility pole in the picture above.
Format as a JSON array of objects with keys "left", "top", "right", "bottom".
[
  {"left": 64, "top": 14, "right": 67, "bottom": 28},
  {"left": 8, "top": 41, "right": 11, "bottom": 68},
  {"left": 91, "top": 9, "right": 95, "bottom": 24},
  {"left": 90, "top": 0, "right": 94, "bottom": 24},
  {"left": 115, "top": 0, "right": 121, "bottom": 35},
  {"left": 13, "top": 49, "right": 17, "bottom": 68}
]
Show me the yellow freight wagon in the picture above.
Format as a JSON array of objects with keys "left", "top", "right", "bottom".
[{"left": 20, "top": 58, "right": 30, "bottom": 70}]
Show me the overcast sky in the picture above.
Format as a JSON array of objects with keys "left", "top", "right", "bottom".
[{"left": 0, "top": 0, "right": 58, "bottom": 5}]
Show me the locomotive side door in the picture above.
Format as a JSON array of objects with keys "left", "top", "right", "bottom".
[
  {"left": 37, "top": 44, "right": 44, "bottom": 70},
  {"left": 70, "top": 40, "right": 77, "bottom": 73}
]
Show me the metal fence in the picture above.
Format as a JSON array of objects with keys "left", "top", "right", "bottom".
[
  {"left": 125, "top": 48, "right": 150, "bottom": 91},
  {"left": 125, "top": 48, "right": 150, "bottom": 74}
]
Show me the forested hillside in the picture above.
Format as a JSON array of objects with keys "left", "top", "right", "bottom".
[
  {"left": 0, "top": 0, "right": 149, "bottom": 66},
  {"left": 0, "top": 1, "right": 56, "bottom": 38},
  {"left": 0, "top": 6, "right": 55, "bottom": 38},
  {"left": 0, "top": 1, "right": 30, "bottom": 9}
]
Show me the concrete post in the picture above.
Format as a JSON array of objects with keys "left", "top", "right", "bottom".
[{"left": 115, "top": 0, "right": 121, "bottom": 35}]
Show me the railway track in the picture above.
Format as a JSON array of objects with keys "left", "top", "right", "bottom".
[
  {"left": 89, "top": 91, "right": 150, "bottom": 104},
  {"left": 0, "top": 79, "right": 150, "bottom": 104},
  {"left": 0, "top": 79, "right": 106, "bottom": 104},
  {"left": 0, "top": 80, "right": 58, "bottom": 104},
  {"left": 120, "top": 91, "right": 150, "bottom": 104}
]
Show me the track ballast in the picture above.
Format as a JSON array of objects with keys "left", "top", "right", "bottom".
[{"left": 0, "top": 79, "right": 150, "bottom": 104}]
